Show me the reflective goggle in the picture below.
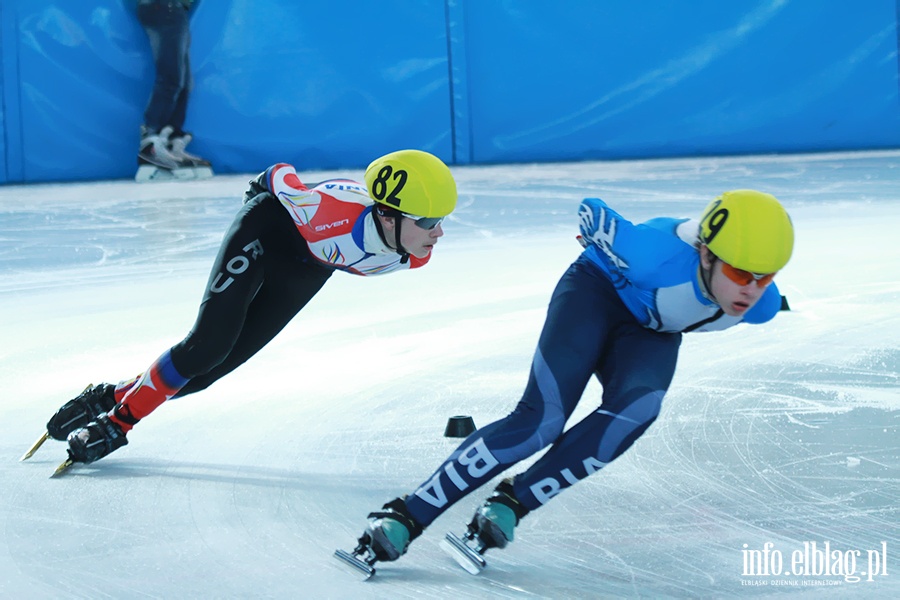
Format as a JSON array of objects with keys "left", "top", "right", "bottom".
[
  {"left": 402, "top": 213, "right": 445, "bottom": 230},
  {"left": 721, "top": 262, "right": 776, "bottom": 287}
]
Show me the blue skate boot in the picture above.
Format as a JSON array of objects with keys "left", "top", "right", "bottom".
[
  {"left": 334, "top": 497, "right": 424, "bottom": 578},
  {"left": 441, "top": 479, "right": 530, "bottom": 573}
]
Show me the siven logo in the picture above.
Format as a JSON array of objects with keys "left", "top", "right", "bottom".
[{"left": 315, "top": 218, "right": 350, "bottom": 232}]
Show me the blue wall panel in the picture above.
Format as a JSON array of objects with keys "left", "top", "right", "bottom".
[
  {"left": 461, "top": 0, "right": 900, "bottom": 163},
  {"left": 15, "top": 2, "right": 150, "bottom": 182},
  {"left": 3, "top": 0, "right": 453, "bottom": 183},
  {"left": 186, "top": 0, "right": 453, "bottom": 174},
  {"left": 0, "top": 0, "right": 898, "bottom": 184},
  {"left": 0, "top": 1, "right": 24, "bottom": 183}
]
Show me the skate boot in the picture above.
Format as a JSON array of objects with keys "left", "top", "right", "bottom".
[
  {"left": 46, "top": 383, "right": 117, "bottom": 441},
  {"left": 361, "top": 497, "right": 424, "bottom": 561},
  {"left": 440, "top": 479, "right": 531, "bottom": 573},
  {"left": 135, "top": 125, "right": 194, "bottom": 182},
  {"left": 335, "top": 496, "right": 425, "bottom": 578},
  {"left": 169, "top": 132, "right": 214, "bottom": 179},
  {"left": 66, "top": 413, "right": 128, "bottom": 464},
  {"left": 469, "top": 478, "right": 530, "bottom": 550}
]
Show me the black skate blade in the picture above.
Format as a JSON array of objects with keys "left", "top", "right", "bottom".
[
  {"left": 20, "top": 431, "right": 50, "bottom": 461},
  {"left": 440, "top": 532, "right": 487, "bottom": 575},
  {"left": 333, "top": 549, "right": 375, "bottom": 579},
  {"left": 50, "top": 457, "right": 75, "bottom": 478}
]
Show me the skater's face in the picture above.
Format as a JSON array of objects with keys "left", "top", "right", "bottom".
[
  {"left": 379, "top": 215, "right": 445, "bottom": 259},
  {"left": 700, "top": 245, "right": 773, "bottom": 317}
]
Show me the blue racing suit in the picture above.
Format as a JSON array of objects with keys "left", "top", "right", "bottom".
[{"left": 404, "top": 197, "right": 783, "bottom": 525}]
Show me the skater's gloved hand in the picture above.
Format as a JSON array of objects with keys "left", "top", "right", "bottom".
[
  {"left": 243, "top": 171, "right": 273, "bottom": 204},
  {"left": 578, "top": 200, "right": 605, "bottom": 247},
  {"left": 578, "top": 199, "right": 631, "bottom": 270},
  {"left": 578, "top": 198, "right": 618, "bottom": 252}
]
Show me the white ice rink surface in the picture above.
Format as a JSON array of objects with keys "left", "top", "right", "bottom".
[{"left": 1, "top": 152, "right": 898, "bottom": 598}]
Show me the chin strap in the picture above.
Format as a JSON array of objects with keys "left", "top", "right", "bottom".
[
  {"left": 374, "top": 206, "right": 411, "bottom": 264},
  {"left": 698, "top": 260, "right": 718, "bottom": 304},
  {"left": 394, "top": 218, "right": 410, "bottom": 264}
]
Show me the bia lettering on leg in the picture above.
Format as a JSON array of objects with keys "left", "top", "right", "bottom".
[
  {"left": 414, "top": 438, "right": 499, "bottom": 508},
  {"left": 529, "top": 456, "right": 607, "bottom": 505}
]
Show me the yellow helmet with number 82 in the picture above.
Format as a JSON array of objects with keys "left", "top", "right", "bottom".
[{"left": 365, "top": 150, "right": 457, "bottom": 219}]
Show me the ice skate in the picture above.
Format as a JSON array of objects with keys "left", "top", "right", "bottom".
[
  {"left": 135, "top": 125, "right": 195, "bottom": 182},
  {"left": 21, "top": 383, "right": 117, "bottom": 461},
  {"left": 471, "top": 480, "right": 523, "bottom": 549},
  {"left": 334, "top": 497, "right": 423, "bottom": 579},
  {"left": 441, "top": 479, "right": 529, "bottom": 574},
  {"left": 46, "top": 383, "right": 117, "bottom": 441},
  {"left": 66, "top": 414, "right": 128, "bottom": 465},
  {"left": 169, "top": 132, "right": 214, "bottom": 180}
]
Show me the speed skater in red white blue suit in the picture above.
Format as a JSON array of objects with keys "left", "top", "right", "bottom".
[
  {"left": 353, "top": 189, "right": 796, "bottom": 566},
  {"left": 43, "top": 150, "right": 457, "bottom": 466}
]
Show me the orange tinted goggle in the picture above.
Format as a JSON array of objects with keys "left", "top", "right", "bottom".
[{"left": 721, "top": 262, "right": 776, "bottom": 287}]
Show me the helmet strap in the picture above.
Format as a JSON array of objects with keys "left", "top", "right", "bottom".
[
  {"left": 374, "top": 206, "right": 411, "bottom": 263},
  {"left": 394, "top": 217, "right": 410, "bottom": 264},
  {"left": 699, "top": 252, "right": 718, "bottom": 304}
]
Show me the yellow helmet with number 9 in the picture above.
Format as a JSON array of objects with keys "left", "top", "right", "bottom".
[
  {"left": 365, "top": 150, "right": 457, "bottom": 218},
  {"left": 699, "top": 189, "right": 794, "bottom": 274}
]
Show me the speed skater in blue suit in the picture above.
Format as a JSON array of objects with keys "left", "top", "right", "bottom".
[{"left": 350, "top": 189, "right": 795, "bottom": 566}]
